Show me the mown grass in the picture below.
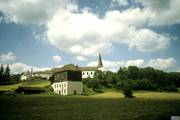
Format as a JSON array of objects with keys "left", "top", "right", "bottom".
[
  {"left": 0, "top": 90, "right": 180, "bottom": 120},
  {"left": 21, "top": 80, "right": 50, "bottom": 88},
  {"left": 0, "top": 80, "right": 50, "bottom": 91}
]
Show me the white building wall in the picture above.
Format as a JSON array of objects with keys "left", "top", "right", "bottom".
[
  {"left": 21, "top": 75, "right": 27, "bottom": 81},
  {"left": 52, "top": 81, "right": 83, "bottom": 95},
  {"left": 34, "top": 73, "right": 52, "bottom": 80},
  {"left": 52, "top": 81, "right": 68, "bottom": 95},
  {"left": 82, "top": 71, "right": 95, "bottom": 78}
]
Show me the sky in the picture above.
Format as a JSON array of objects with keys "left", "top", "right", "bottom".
[{"left": 0, "top": 0, "right": 180, "bottom": 73}]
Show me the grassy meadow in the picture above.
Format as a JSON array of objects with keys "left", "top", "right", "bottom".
[
  {"left": 0, "top": 80, "right": 50, "bottom": 91},
  {"left": 0, "top": 81, "right": 180, "bottom": 120}
]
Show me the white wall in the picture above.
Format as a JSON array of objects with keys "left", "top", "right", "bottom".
[
  {"left": 82, "top": 71, "right": 95, "bottom": 78},
  {"left": 52, "top": 81, "right": 68, "bottom": 95},
  {"left": 21, "top": 75, "right": 27, "bottom": 80},
  {"left": 34, "top": 73, "right": 52, "bottom": 80},
  {"left": 52, "top": 81, "right": 83, "bottom": 95}
]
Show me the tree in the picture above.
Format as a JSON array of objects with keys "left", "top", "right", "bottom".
[
  {"left": 127, "top": 66, "right": 139, "bottom": 80},
  {"left": 87, "top": 78, "right": 101, "bottom": 91},
  {"left": 4, "top": 65, "right": 11, "bottom": 84},
  {"left": 121, "top": 79, "right": 134, "bottom": 98},
  {"left": 0, "top": 64, "right": 4, "bottom": 84}
]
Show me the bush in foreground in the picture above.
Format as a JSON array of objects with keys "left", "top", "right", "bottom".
[
  {"left": 122, "top": 86, "right": 133, "bottom": 98},
  {"left": 121, "top": 80, "right": 134, "bottom": 98}
]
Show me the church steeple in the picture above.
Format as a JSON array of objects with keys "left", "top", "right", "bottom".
[{"left": 97, "top": 53, "right": 103, "bottom": 68}]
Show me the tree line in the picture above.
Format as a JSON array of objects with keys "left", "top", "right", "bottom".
[
  {"left": 0, "top": 64, "right": 20, "bottom": 85},
  {"left": 84, "top": 66, "right": 180, "bottom": 92}
]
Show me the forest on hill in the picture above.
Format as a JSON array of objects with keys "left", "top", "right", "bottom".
[{"left": 84, "top": 66, "right": 180, "bottom": 92}]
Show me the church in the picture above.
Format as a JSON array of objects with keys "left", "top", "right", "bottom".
[{"left": 80, "top": 53, "right": 103, "bottom": 78}]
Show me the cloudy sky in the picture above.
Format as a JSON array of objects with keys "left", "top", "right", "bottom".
[{"left": 0, "top": 0, "right": 180, "bottom": 73}]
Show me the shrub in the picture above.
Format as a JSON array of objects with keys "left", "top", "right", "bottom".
[
  {"left": 163, "top": 85, "right": 178, "bottom": 92},
  {"left": 122, "top": 86, "right": 133, "bottom": 98},
  {"left": 94, "top": 89, "right": 104, "bottom": 93},
  {"left": 15, "top": 86, "right": 45, "bottom": 94},
  {"left": 121, "top": 79, "right": 134, "bottom": 98}
]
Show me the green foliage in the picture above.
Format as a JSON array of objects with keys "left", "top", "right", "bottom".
[
  {"left": 86, "top": 78, "right": 101, "bottom": 90},
  {"left": 0, "top": 64, "right": 12, "bottom": 85},
  {"left": 84, "top": 66, "right": 180, "bottom": 92},
  {"left": 10, "top": 74, "right": 21, "bottom": 84},
  {"left": 118, "top": 79, "right": 134, "bottom": 98},
  {"left": 0, "top": 64, "right": 4, "bottom": 84},
  {"left": 131, "top": 78, "right": 157, "bottom": 91},
  {"left": 15, "top": 86, "right": 45, "bottom": 94},
  {"left": 122, "top": 87, "right": 133, "bottom": 98}
]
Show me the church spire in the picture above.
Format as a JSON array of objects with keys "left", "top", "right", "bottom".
[{"left": 97, "top": 53, "right": 103, "bottom": 68}]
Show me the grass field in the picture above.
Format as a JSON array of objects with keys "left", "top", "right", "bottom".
[
  {"left": 0, "top": 80, "right": 50, "bottom": 91},
  {"left": 0, "top": 89, "right": 180, "bottom": 120}
]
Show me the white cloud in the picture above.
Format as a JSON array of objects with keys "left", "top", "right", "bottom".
[
  {"left": 126, "top": 59, "right": 145, "bottom": 67},
  {"left": 136, "top": 0, "right": 180, "bottom": 26},
  {"left": 47, "top": 8, "right": 171, "bottom": 59},
  {"left": 147, "top": 57, "right": 176, "bottom": 70},
  {"left": 0, "top": 0, "right": 77, "bottom": 25},
  {"left": 126, "top": 29, "right": 171, "bottom": 52},
  {"left": 0, "top": 52, "right": 16, "bottom": 63},
  {"left": 9, "top": 62, "right": 50, "bottom": 74},
  {"left": 0, "top": 0, "right": 176, "bottom": 60},
  {"left": 87, "top": 58, "right": 176, "bottom": 72},
  {"left": 76, "top": 56, "right": 86, "bottom": 61},
  {"left": 52, "top": 55, "right": 62, "bottom": 63},
  {"left": 88, "top": 60, "right": 119, "bottom": 72}
]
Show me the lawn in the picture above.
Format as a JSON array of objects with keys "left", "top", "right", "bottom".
[
  {"left": 0, "top": 90, "right": 180, "bottom": 120},
  {"left": 0, "top": 80, "right": 50, "bottom": 91}
]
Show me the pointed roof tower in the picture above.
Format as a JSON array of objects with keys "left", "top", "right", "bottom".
[{"left": 97, "top": 53, "right": 103, "bottom": 68}]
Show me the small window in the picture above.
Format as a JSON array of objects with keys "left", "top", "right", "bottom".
[
  {"left": 64, "top": 89, "right": 66, "bottom": 93},
  {"left": 91, "top": 72, "right": 93, "bottom": 75},
  {"left": 82, "top": 72, "right": 84, "bottom": 75},
  {"left": 87, "top": 72, "right": 89, "bottom": 75}
]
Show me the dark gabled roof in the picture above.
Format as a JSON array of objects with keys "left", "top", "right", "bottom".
[
  {"left": 52, "top": 64, "right": 80, "bottom": 73},
  {"left": 32, "top": 63, "right": 99, "bottom": 75},
  {"left": 33, "top": 70, "right": 53, "bottom": 74},
  {"left": 79, "top": 66, "right": 98, "bottom": 71}
]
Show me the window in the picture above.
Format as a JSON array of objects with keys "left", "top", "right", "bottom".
[
  {"left": 64, "top": 89, "right": 66, "bottom": 93},
  {"left": 87, "top": 72, "right": 89, "bottom": 75},
  {"left": 82, "top": 72, "right": 84, "bottom": 75},
  {"left": 64, "top": 83, "right": 66, "bottom": 87},
  {"left": 91, "top": 72, "right": 93, "bottom": 75}
]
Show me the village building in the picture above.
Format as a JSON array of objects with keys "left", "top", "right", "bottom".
[
  {"left": 33, "top": 70, "right": 53, "bottom": 80},
  {"left": 20, "top": 53, "right": 103, "bottom": 81},
  {"left": 20, "top": 71, "right": 32, "bottom": 80},
  {"left": 20, "top": 68, "right": 33, "bottom": 80},
  {"left": 80, "top": 53, "right": 103, "bottom": 78},
  {"left": 50, "top": 53, "right": 103, "bottom": 95},
  {"left": 51, "top": 64, "right": 83, "bottom": 95},
  {"left": 20, "top": 53, "right": 103, "bottom": 95}
]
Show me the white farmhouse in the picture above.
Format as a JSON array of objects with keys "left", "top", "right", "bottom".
[{"left": 51, "top": 64, "right": 83, "bottom": 95}]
